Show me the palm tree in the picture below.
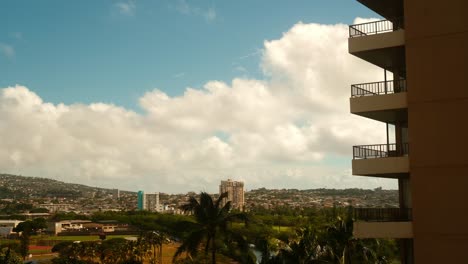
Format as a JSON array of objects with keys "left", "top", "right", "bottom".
[
  {"left": 319, "top": 213, "right": 382, "bottom": 264},
  {"left": 173, "top": 192, "right": 251, "bottom": 264},
  {"left": 98, "top": 238, "right": 129, "bottom": 264},
  {"left": 127, "top": 237, "right": 148, "bottom": 263},
  {"left": 143, "top": 231, "right": 167, "bottom": 264},
  {"left": 274, "top": 226, "right": 326, "bottom": 264}
]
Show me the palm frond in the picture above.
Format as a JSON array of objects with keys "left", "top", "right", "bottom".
[{"left": 173, "top": 229, "right": 206, "bottom": 262}]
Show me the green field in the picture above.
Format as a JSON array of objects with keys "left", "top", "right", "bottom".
[
  {"left": 232, "top": 222, "right": 294, "bottom": 233},
  {"left": 29, "top": 249, "right": 51, "bottom": 254},
  {"left": 31, "top": 234, "right": 137, "bottom": 242}
]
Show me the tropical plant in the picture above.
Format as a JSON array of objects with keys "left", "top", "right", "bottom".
[
  {"left": 0, "top": 247, "right": 22, "bottom": 264},
  {"left": 143, "top": 231, "right": 167, "bottom": 264},
  {"left": 320, "top": 214, "right": 384, "bottom": 264},
  {"left": 124, "top": 238, "right": 147, "bottom": 263},
  {"left": 173, "top": 192, "right": 253, "bottom": 264},
  {"left": 51, "top": 241, "right": 99, "bottom": 264},
  {"left": 99, "top": 238, "right": 132, "bottom": 264},
  {"left": 13, "top": 218, "right": 47, "bottom": 260},
  {"left": 266, "top": 208, "right": 393, "bottom": 264}
]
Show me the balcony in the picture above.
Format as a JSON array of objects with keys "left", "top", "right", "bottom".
[
  {"left": 349, "top": 19, "right": 403, "bottom": 38},
  {"left": 353, "top": 143, "right": 408, "bottom": 159},
  {"left": 352, "top": 143, "right": 409, "bottom": 177},
  {"left": 353, "top": 208, "right": 413, "bottom": 238},
  {"left": 348, "top": 19, "right": 405, "bottom": 71},
  {"left": 350, "top": 79, "right": 407, "bottom": 123},
  {"left": 354, "top": 207, "right": 412, "bottom": 222},
  {"left": 351, "top": 79, "right": 406, "bottom": 97}
]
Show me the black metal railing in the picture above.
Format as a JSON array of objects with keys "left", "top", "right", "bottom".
[
  {"left": 353, "top": 143, "right": 409, "bottom": 159},
  {"left": 354, "top": 207, "right": 412, "bottom": 222},
  {"left": 349, "top": 18, "right": 404, "bottom": 38},
  {"left": 351, "top": 79, "right": 407, "bottom": 97}
]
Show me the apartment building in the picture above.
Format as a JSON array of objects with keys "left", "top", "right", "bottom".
[
  {"left": 348, "top": 0, "right": 468, "bottom": 263},
  {"left": 137, "top": 191, "right": 160, "bottom": 212},
  {"left": 137, "top": 190, "right": 145, "bottom": 210},
  {"left": 40, "top": 203, "right": 72, "bottom": 213},
  {"left": 219, "top": 179, "right": 245, "bottom": 211}
]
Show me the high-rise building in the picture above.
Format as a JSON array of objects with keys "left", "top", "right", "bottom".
[
  {"left": 137, "top": 191, "right": 145, "bottom": 210},
  {"left": 137, "top": 191, "right": 160, "bottom": 212},
  {"left": 112, "top": 189, "right": 120, "bottom": 199},
  {"left": 145, "top": 193, "right": 160, "bottom": 212},
  {"left": 348, "top": 1, "right": 468, "bottom": 263},
  {"left": 219, "top": 179, "right": 245, "bottom": 211}
]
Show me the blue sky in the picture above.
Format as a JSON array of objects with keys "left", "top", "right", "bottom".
[
  {"left": 1, "top": 0, "right": 377, "bottom": 110},
  {"left": 0, "top": 1, "right": 393, "bottom": 192}
]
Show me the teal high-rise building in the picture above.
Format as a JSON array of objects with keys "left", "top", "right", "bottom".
[{"left": 137, "top": 191, "right": 145, "bottom": 210}]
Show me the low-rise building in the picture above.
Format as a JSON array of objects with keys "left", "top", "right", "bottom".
[
  {"left": 0, "top": 220, "right": 23, "bottom": 237},
  {"left": 47, "top": 220, "right": 92, "bottom": 235}
]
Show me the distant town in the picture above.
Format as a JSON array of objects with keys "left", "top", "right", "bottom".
[
  {"left": 0, "top": 175, "right": 400, "bottom": 262},
  {"left": 0, "top": 174, "right": 398, "bottom": 217}
]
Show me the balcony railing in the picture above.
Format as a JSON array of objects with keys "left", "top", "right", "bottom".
[
  {"left": 353, "top": 143, "right": 409, "bottom": 159},
  {"left": 354, "top": 207, "right": 412, "bottom": 222},
  {"left": 351, "top": 79, "right": 407, "bottom": 97},
  {"left": 349, "top": 18, "right": 404, "bottom": 38}
]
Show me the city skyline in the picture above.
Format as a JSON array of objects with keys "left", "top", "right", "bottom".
[{"left": 0, "top": 1, "right": 397, "bottom": 193}]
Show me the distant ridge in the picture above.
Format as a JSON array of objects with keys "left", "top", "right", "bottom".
[
  {"left": 0, "top": 174, "right": 398, "bottom": 208},
  {"left": 0, "top": 174, "right": 133, "bottom": 199}
]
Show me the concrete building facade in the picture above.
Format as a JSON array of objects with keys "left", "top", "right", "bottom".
[
  {"left": 112, "top": 189, "right": 120, "bottom": 199},
  {"left": 137, "top": 191, "right": 160, "bottom": 212},
  {"left": 145, "top": 193, "right": 160, "bottom": 212},
  {"left": 219, "top": 179, "right": 245, "bottom": 211},
  {"left": 40, "top": 203, "right": 71, "bottom": 213},
  {"left": 0, "top": 220, "right": 23, "bottom": 238},
  {"left": 348, "top": 0, "right": 468, "bottom": 263},
  {"left": 137, "top": 191, "right": 145, "bottom": 210}
]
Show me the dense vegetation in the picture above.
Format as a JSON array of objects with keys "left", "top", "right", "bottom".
[{"left": 0, "top": 189, "right": 400, "bottom": 263}]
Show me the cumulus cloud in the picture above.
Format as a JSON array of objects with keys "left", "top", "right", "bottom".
[
  {"left": 11, "top": 32, "right": 23, "bottom": 40},
  {"left": 175, "top": 0, "right": 217, "bottom": 22},
  {"left": 0, "top": 43, "right": 15, "bottom": 59},
  {"left": 114, "top": 0, "right": 136, "bottom": 16},
  {"left": 172, "top": 72, "right": 185, "bottom": 79},
  {"left": 0, "top": 21, "right": 396, "bottom": 193},
  {"left": 353, "top": 17, "right": 382, "bottom": 24}
]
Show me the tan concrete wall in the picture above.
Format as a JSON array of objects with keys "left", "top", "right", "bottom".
[
  {"left": 353, "top": 221, "right": 413, "bottom": 238},
  {"left": 352, "top": 156, "right": 409, "bottom": 176},
  {"left": 405, "top": 0, "right": 468, "bottom": 262},
  {"left": 349, "top": 29, "right": 405, "bottom": 53},
  {"left": 404, "top": 1, "right": 468, "bottom": 39},
  {"left": 350, "top": 92, "right": 407, "bottom": 113}
]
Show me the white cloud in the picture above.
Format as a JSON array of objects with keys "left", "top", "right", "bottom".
[
  {"left": 203, "top": 8, "right": 216, "bottom": 21},
  {"left": 0, "top": 43, "right": 15, "bottom": 58},
  {"left": 234, "top": 66, "right": 247, "bottom": 73},
  {"left": 11, "top": 32, "right": 23, "bottom": 40},
  {"left": 114, "top": 0, "right": 136, "bottom": 16},
  {"left": 175, "top": 0, "right": 217, "bottom": 22},
  {"left": 0, "top": 20, "right": 397, "bottom": 193},
  {"left": 239, "top": 51, "right": 261, "bottom": 61},
  {"left": 172, "top": 72, "right": 185, "bottom": 78},
  {"left": 353, "top": 17, "right": 381, "bottom": 25}
]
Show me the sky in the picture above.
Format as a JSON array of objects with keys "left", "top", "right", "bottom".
[{"left": 0, "top": 0, "right": 395, "bottom": 193}]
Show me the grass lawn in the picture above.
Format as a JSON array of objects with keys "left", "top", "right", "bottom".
[
  {"left": 0, "top": 238, "right": 13, "bottom": 244},
  {"left": 31, "top": 234, "right": 137, "bottom": 242},
  {"left": 4, "top": 240, "right": 239, "bottom": 264},
  {"left": 232, "top": 222, "right": 294, "bottom": 234},
  {"left": 275, "top": 225, "right": 294, "bottom": 232},
  {"left": 29, "top": 248, "right": 51, "bottom": 254},
  {"left": 161, "top": 243, "right": 179, "bottom": 264}
]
